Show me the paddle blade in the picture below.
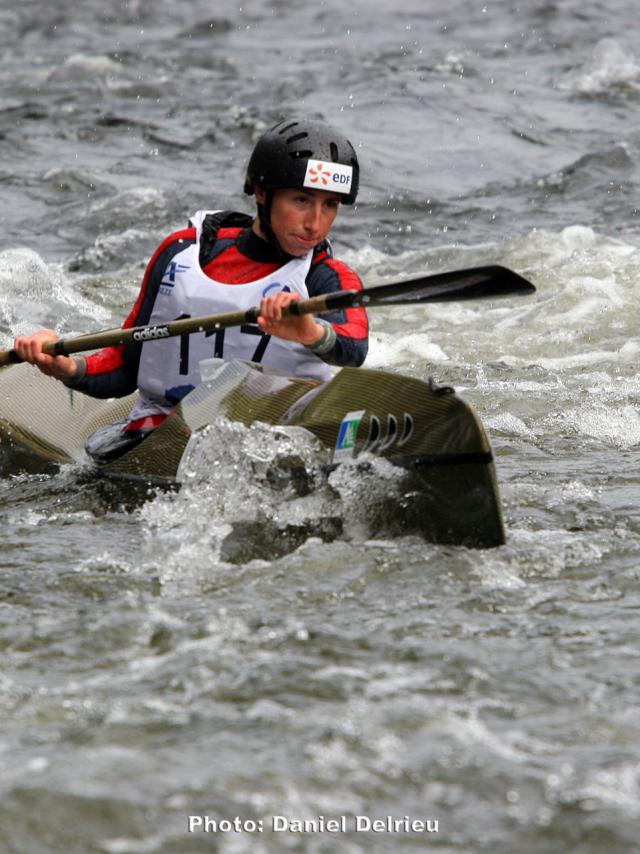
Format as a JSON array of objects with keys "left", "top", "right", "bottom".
[{"left": 361, "top": 265, "right": 536, "bottom": 306}]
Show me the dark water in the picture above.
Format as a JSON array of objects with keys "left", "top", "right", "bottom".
[{"left": 1, "top": 1, "right": 640, "bottom": 852}]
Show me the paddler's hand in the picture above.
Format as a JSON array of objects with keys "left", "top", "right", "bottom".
[
  {"left": 13, "top": 330, "right": 78, "bottom": 380},
  {"left": 257, "top": 291, "right": 326, "bottom": 346}
]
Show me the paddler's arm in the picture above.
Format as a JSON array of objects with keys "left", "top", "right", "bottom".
[
  {"left": 60, "top": 229, "right": 193, "bottom": 400},
  {"left": 13, "top": 328, "right": 140, "bottom": 399},
  {"left": 302, "top": 256, "right": 368, "bottom": 366}
]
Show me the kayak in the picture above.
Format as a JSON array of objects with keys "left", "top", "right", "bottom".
[{"left": 0, "top": 358, "right": 505, "bottom": 548}]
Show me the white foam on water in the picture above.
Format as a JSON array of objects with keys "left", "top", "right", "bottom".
[
  {"left": 542, "top": 479, "right": 597, "bottom": 509},
  {"left": 343, "top": 238, "right": 499, "bottom": 280},
  {"left": 365, "top": 330, "right": 449, "bottom": 369},
  {"left": 472, "top": 560, "right": 527, "bottom": 591},
  {"left": 478, "top": 227, "right": 640, "bottom": 373},
  {"left": 529, "top": 345, "right": 640, "bottom": 371},
  {"left": 0, "top": 247, "right": 111, "bottom": 338},
  {"left": 578, "top": 762, "right": 640, "bottom": 815},
  {"left": 505, "top": 477, "right": 598, "bottom": 512},
  {"left": 503, "top": 528, "right": 606, "bottom": 578},
  {"left": 443, "top": 709, "right": 544, "bottom": 762},
  {"left": 557, "top": 38, "right": 640, "bottom": 95},
  {"left": 56, "top": 53, "right": 125, "bottom": 77},
  {"left": 485, "top": 412, "right": 536, "bottom": 439},
  {"left": 72, "top": 227, "right": 153, "bottom": 275},
  {"left": 85, "top": 187, "right": 170, "bottom": 230},
  {"left": 548, "top": 402, "right": 640, "bottom": 448},
  {"left": 342, "top": 226, "right": 640, "bottom": 379}
]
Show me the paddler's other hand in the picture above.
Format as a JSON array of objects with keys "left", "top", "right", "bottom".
[
  {"left": 257, "top": 292, "right": 326, "bottom": 347},
  {"left": 13, "top": 330, "right": 78, "bottom": 380}
]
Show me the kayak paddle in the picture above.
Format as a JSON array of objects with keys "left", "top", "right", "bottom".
[{"left": 0, "top": 264, "right": 535, "bottom": 366}]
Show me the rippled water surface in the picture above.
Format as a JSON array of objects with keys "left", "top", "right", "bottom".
[{"left": 1, "top": 1, "right": 640, "bottom": 852}]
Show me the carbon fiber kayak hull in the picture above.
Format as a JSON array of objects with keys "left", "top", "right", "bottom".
[{"left": 0, "top": 359, "right": 505, "bottom": 547}]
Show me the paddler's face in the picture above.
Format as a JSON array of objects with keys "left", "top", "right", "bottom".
[{"left": 255, "top": 187, "right": 341, "bottom": 256}]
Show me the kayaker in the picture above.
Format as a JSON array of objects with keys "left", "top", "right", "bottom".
[{"left": 13, "top": 118, "right": 369, "bottom": 451}]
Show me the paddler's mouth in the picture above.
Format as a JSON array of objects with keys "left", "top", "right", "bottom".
[{"left": 289, "top": 234, "right": 318, "bottom": 252}]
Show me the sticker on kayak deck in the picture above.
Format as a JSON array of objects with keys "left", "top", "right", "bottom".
[{"left": 333, "top": 410, "right": 365, "bottom": 460}]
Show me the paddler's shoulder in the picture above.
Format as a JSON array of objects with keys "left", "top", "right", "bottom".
[
  {"left": 308, "top": 244, "right": 363, "bottom": 294},
  {"left": 198, "top": 210, "right": 254, "bottom": 243},
  {"left": 148, "top": 226, "right": 198, "bottom": 262},
  {"left": 152, "top": 211, "right": 254, "bottom": 255}
]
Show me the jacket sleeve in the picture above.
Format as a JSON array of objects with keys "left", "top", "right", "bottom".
[
  {"left": 66, "top": 229, "right": 196, "bottom": 398},
  {"left": 305, "top": 254, "right": 369, "bottom": 367}
]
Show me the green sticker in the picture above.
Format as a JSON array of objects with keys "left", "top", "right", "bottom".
[{"left": 334, "top": 409, "right": 365, "bottom": 460}]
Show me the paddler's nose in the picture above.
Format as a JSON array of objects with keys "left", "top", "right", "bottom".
[{"left": 303, "top": 200, "right": 323, "bottom": 235}]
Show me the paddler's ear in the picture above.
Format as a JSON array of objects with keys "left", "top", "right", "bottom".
[{"left": 253, "top": 185, "right": 266, "bottom": 205}]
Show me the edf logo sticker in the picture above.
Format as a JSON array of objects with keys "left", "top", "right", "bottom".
[{"left": 304, "top": 159, "right": 353, "bottom": 195}]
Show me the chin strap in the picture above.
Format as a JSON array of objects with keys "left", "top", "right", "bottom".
[{"left": 256, "top": 191, "right": 289, "bottom": 258}]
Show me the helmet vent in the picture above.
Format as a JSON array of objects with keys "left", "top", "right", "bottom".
[
  {"left": 330, "top": 142, "right": 338, "bottom": 161},
  {"left": 286, "top": 132, "right": 308, "bottom": 144},
  {"left": 278, "top": 122, "right": 298, "bottom": 135}
]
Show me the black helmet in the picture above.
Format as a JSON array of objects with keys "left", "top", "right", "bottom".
[{"left": 244, "top": 118, "right": 359, "bottom": 205}]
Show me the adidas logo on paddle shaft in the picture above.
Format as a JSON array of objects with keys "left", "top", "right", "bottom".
[{"left": 133, "top": 325, "right": 171, "bottom": 341}]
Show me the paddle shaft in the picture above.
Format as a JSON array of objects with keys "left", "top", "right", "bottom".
[
  {"left": 0, "top": 264, "right": 535, "bottom": 366},
  {"left": 0, "top": 291, "right": 354, "bottom": 366}
]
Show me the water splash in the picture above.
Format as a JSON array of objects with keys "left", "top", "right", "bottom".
[{"left": 558, "top": 38, "right": 640, "bottom": 97}]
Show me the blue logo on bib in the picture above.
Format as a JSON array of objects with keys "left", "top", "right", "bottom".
[
  {"left": 261, "top": 283, "right": 292, "bottom": 298},
  {"left": 161, "top": 261, "right": 190, "bottom": 288}
]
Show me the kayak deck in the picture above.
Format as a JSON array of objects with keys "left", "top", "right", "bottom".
[{"left": 0, "top": 359, "right": 505, "bottom": 547}]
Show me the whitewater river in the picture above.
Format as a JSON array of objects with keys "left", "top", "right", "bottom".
[{"left": 1, "top": 1, "right": 639, "bottom": 852}]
